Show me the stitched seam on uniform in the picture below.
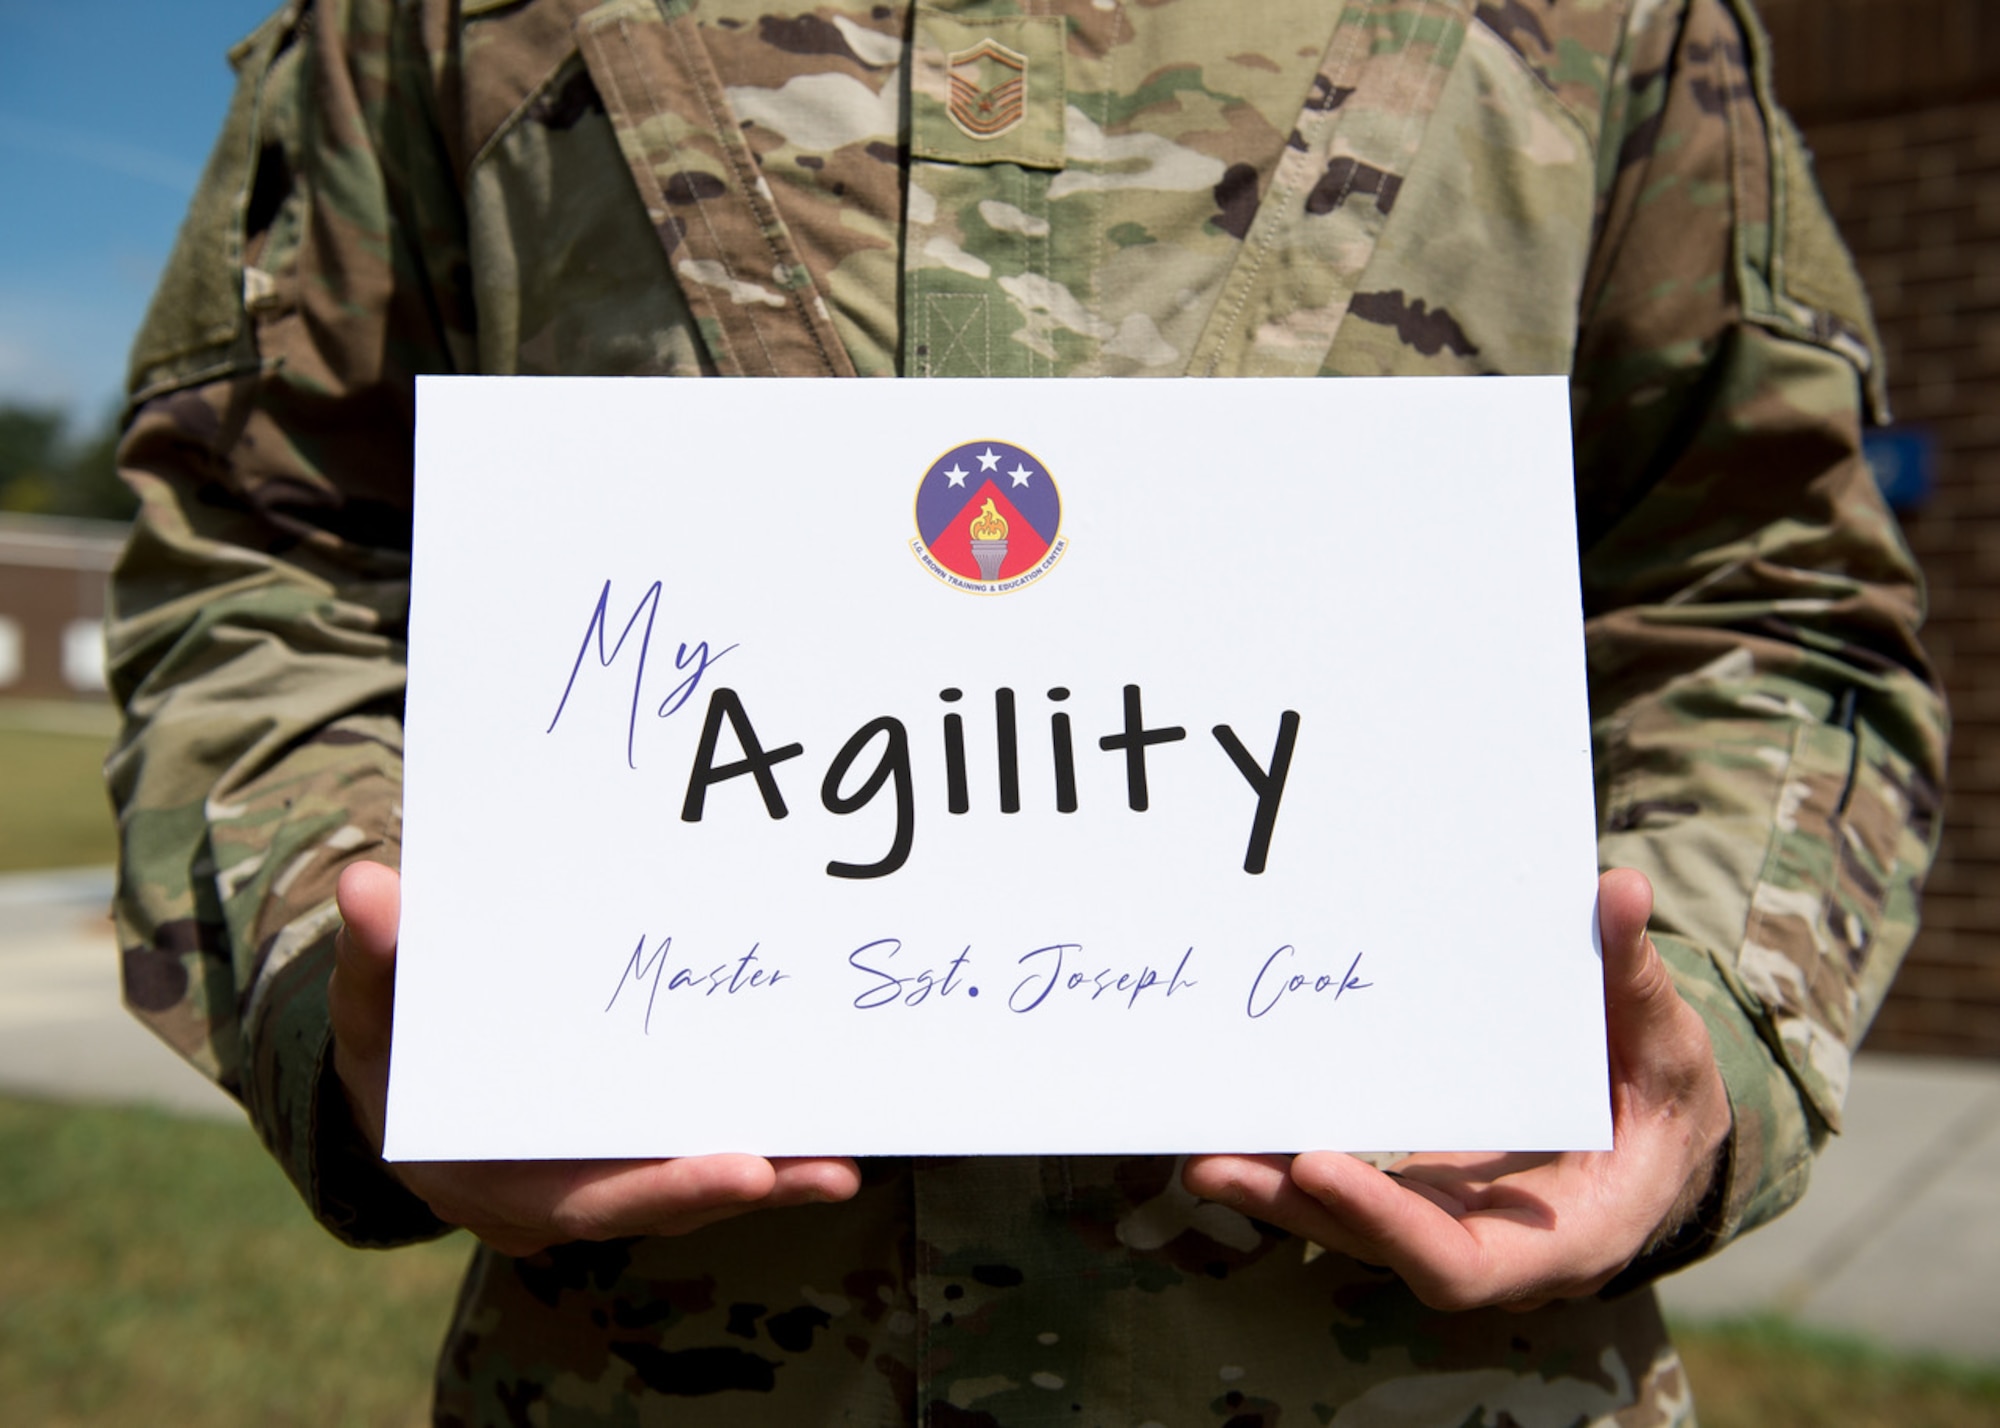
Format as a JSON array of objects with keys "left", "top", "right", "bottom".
[
  {"left": 929, "top": 293, "right": 985, "bottom": 375},
  {"left": 1090, "top": 4, "right": 1116, "bottom": 377},
  {"left": 590, "top": 18, "right": 749, "bottom": 376},
  {"left": 1018, "top": 162, "right": 1034, "bottom": 376},
  {"left": 651, "top": 14, "right": 787, "bottom": 375},
  {"left": 663, "top": 7, "right": 849, "bottom": 376},
  {"left": 1194, "top": 3, "right": 1371, "bottom": 376},
  {"left": 458, "top": 49, "right": 576, "bottom": 174},
  {"left": 219, "top": 20, "right": 278, "bottom": 346},
  {"left": 1732, "top": 0, "right": 1787, "bottom": 323},
  {"left": 1040, "top": 0, "right": 1055, "bottom": 352},
  {"left": 128, "top": 353, "right": 264, "bottom": 410},
  {"left": 926, "top": 295, "right": 954, "bottom": 371},
  {"left": 617, "top": 14, "right": 773, "bottom": 373},
  {"left": 1023, "top": 162, "right": 1042, "bottom": 376},
  {"left": 143, "top": 3, "right": 292, "bottom": 371},
  {"left": 1362, "top": 16, "right": 1461, "bottom": 241},
  {"left": 910, "top": 192, "right": 927, "bottom": 376},
  {"left": 1719, "top": 15, "right": 1761, "bottom": 330}
]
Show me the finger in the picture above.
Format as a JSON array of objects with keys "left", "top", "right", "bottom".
[
  {"left": 1182, "top": 1152, "right": 1291, "bottom": 1206},
  {"left": 765, "top": 1157, "right": 865, "bottom": 1208},
  {"left": 1182, "top": 1154, "right": 1379, "bottom": 1262},
  {"left": 1597, "top": 868, "right": 1684, "bottom": 1051},
  {"left": 1379, "top": 1167, "right": 1475, "bottom": 1218},
  {"left": 408, "top": 1152, "right": 777, "bottom": 1248},
  {"left": 1390, "top": 1151, "right": 1552, "bottom": 1187},
  {"left": 1190, "top": 1155, "right": 1603, "bottom": 1310},
  {"left": 453, "top": 1154, "right": 864, "bottom": 1247},
  {"left": 561, "top": 1155, "right": 863, "bottom": 1231},
  {"left": 555, "top": 1154, "right": 781, "bottom": 1239},
  {"left": 1287, "top": 1152, "right": 1564, "bottom": 1310},
  {"left": 331, "top": 862, "right": 401, "bottom": 1062}
]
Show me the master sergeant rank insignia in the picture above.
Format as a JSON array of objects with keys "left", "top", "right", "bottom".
[{"left": 947, "top": 40, "right": 1029, "bottom": 141}]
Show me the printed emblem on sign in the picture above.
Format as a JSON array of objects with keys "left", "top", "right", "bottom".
[
  {"left": 947, "top": 39, "right": 1029, "bottom": 140},
  {"left": 912, "top": 440, "right": 1067, "bottom": 594}
]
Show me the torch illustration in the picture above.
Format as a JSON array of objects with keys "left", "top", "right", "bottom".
[{"left": 968, "top": 497, "right": 1009, "bottom": 581}]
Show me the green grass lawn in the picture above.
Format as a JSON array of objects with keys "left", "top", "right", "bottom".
[
  {"left": 1, "top": 1094, "right": 1997, "bottom": 1427},
  {"left": 1674, "top": 1316, "right": 2000, "bottom": 1428},
  {"left": 0, "top": 1095, "right": 466, "bottom": 1426},
  {"left": 0, "top": 711, "right": 119, "bottom": 872}
]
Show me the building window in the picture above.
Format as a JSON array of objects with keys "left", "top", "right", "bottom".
[{"left": 62, "top": 619, "right": 106, "bottom": 693}]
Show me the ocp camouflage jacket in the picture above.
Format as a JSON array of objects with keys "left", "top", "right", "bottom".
[{"left": 107, "top": 1, "right": 1946, "bottom": 1423}]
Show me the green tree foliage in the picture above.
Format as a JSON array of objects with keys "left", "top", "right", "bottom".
[{"left": 0, "top": 403, "right": 135, "bottom": 523}]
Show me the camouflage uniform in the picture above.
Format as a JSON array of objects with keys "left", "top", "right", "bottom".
[{"left": 108, "top": 0, "right": 1946, "bottom": 1423}]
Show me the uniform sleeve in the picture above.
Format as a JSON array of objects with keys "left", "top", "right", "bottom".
[
  {"left": 106, "top": 0, "right": 472, "bottom": 1246},
  {"left": 1574, "top": 0, "right": 1946, "bottom": 1273}
]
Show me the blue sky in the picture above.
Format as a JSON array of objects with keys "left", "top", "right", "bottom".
[{"left": 0, "top": 1, "right": 274, "bottom": 424}]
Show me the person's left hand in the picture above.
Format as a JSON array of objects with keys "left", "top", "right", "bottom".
[{"left": 1182, "top": 868, "right": 1731, "bottom": 1312}]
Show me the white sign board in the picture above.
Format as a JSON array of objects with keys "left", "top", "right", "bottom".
[{"left": 387, "top": 376, "right": 1609, "bottom": 1161}]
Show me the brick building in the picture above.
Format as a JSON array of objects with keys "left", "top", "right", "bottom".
[
  {"left": 0, "top": 513, "right": 122, "bottom": 702},
  {"left": 1759, "top": 0, "right": 2000, "bottom": 1056}
]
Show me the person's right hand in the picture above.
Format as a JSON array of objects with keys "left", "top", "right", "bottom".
[{"left": 329, "top": 861, "right": 862, "bottom": 1256}]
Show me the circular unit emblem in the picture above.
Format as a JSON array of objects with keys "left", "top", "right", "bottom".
[{"left": 911, "top": 440, "right": 1067, "bottom": 595}]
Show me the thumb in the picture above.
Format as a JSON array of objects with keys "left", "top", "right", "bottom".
[
  {"left": 331, "top": 861, "right": 401, "bottom": 1062},
  {"left": 1598, "top": 866, "right": 1686, "bottom": 1052},
  {"left": 1596, "top": 869, "right": 1730, "bottom": 1242}
]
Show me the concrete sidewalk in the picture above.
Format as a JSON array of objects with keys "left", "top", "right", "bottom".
[
  {"left": 1656, "top": 1052, "right": 2000, "bottom": 1360},
  {"left": 3, "top": 867, "right": 1997, "bottom": 1362},
  {"left": 0, "top": 866, "right": 236, "bottom": 1120}
]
